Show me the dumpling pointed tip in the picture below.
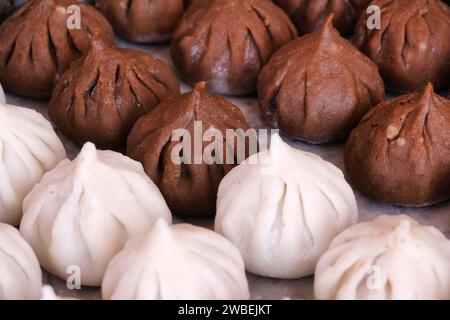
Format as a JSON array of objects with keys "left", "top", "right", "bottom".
[
  {"left": 317, "top": 14, "right": 337, "bottom": 38},
  {"left": 90, "top": 28, "right": 108, "bottom": 51},
  {"left": 80, "top": 141, "right": 97, "bottom": 150},
  {"left": 194, "top": 81, "right": 207, "bottom": 93},
  {"left": 270, "top": 132, "right": 282, "bottom": 145},
  {"left": 269, "top": 132, "right": 287, "bottom": 151},
  {"left": 422, "top": 82, "right": 434, "bottom": 94},
  {"left": 392, "top": 218, "right": 412, "bottom": 241},
  {"left": 79, "top": 142, "right": 98, "bottom": 159},
  {"left": 188, "top": 82, "right": 207, "bottom": 105},
  {"left": 324, "top": 13, "right": 336, "bottom": 27},
  {"left": 151, "top": 218, "right": 172, "bottom": 238},
  {"left": 268, "top": 132, "right": 292, "bottom": 162},
  {"left": 418, "top": 82, "right": 436, "bottom": 102}
]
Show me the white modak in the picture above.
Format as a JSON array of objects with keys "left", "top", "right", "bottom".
[
  {"left": 102, "top": 219, "right": 250, "bottom": 300},
  {"left": 0, "top": 103, "right": 66, "bottom": 225},
  {"left": 215, "top": 134, "right": 358, "bottom": 279},
  {"left": 0, "top": 223, "right": 42, "bottom": 300},
  {"left": 314, "top": 215, "right": 450, "bottom": 300},
  {"left": 20, "top": 142, "right": 172, "bottom": 286}
]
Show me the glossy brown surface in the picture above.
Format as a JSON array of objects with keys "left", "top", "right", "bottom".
[
  {"left": 345, "top": 84, "right": 450, "bottom": 207},
  {"left": 258, "top": 15, "right": 384, "bottom": 144},
  {"left": 0, "top": 0, "right": 115, "bottom": 99},
  {"left": 171, "top": 0, "right": 297, "bottom": 96},
  {"left": 49, "top": 34, "right": 180, "bottom": 150}
]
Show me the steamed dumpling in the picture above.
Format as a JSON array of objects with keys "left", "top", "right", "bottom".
[
  {"left": 257, "top": 15, "right": 384, "bottom": 144},
  {"left": 171, "top": 0, "right": 297, "bottom": 95},
  {"left": 353, "top": 0, "right": 450, "bottom": 93},
  {"left": 215, "top": 134, "right": 358, "bottom": 279},
  {"left": 0, "top": 223, "right": 42, "bottom": 300},
  {"left": 0, "top": 103, "right": 66, "bottom": 225},
  {"left": 95, "top": 0, "right": 184, "bottom": 43},
  {"left": 344, "top": 84, "right": 450, "bottom": 207},
  {"left": 0, "top": 0, "right": 115, "bottom": 99},
  {"left": 314, "top": 215, "right": 450, "bottom": 300},
  {"left": 20, "top": 142, "right": 172, "bottom": 286},
  {"left": 102, "top": 219, "right": 249, "bottom": 300},
  {"left": 49, "top": 32, "right": 180, "bottom": 150},
  {"left": 127, "top": 82, "right": 252, "bottom": 217}
]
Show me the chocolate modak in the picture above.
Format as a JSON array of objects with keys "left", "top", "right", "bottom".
[
  {"left": 345, "top": 83, "right": 450, "bottom": 207},
  {"left": 49, "top": 32, "right": 180, "bottom": 150},
  {"left": 0, "top": 0, "right": 115, "bottom": 99},
  {"left": 354, "top": 0, "right": 450, "bottom": 93},
  {"left": 95, "top": 0, "right": 184, "bottom": 43},
  {"left": 258, "top": 14, "right": 384, "bottom": 144},
  {"left": 171, "top": 0, "right": 297, "bottom": 96},
  {"left": 127, "top": 82, "right": 252, "bottom": 217}
]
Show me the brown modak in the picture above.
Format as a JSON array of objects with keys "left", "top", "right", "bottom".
[
  {"left": 258, "top": 14, "right": 384, "bottom": 144},
  {"left": 95, "top": 0, "right": 184, "bottom": 43},
  {"left": 49, "top": 32, "right": 180, "bottom": 150},
  {"left": 354, "top": 0, "right": 450, "bottom": 93},
  {"left": 127, "top": 82, "right": 252, "bottom": 217},
  {"left": 171, "top": 0, "right": 297, "bottom": 96},
  {"left": 0, "top": 0, "right": 115, "bottom": 99},
  {"left": 274, "top": 0, "right": 371, "bottom": 35},
  {"left": 345, "top": 83, "right": 450, "bottom": 207}
]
